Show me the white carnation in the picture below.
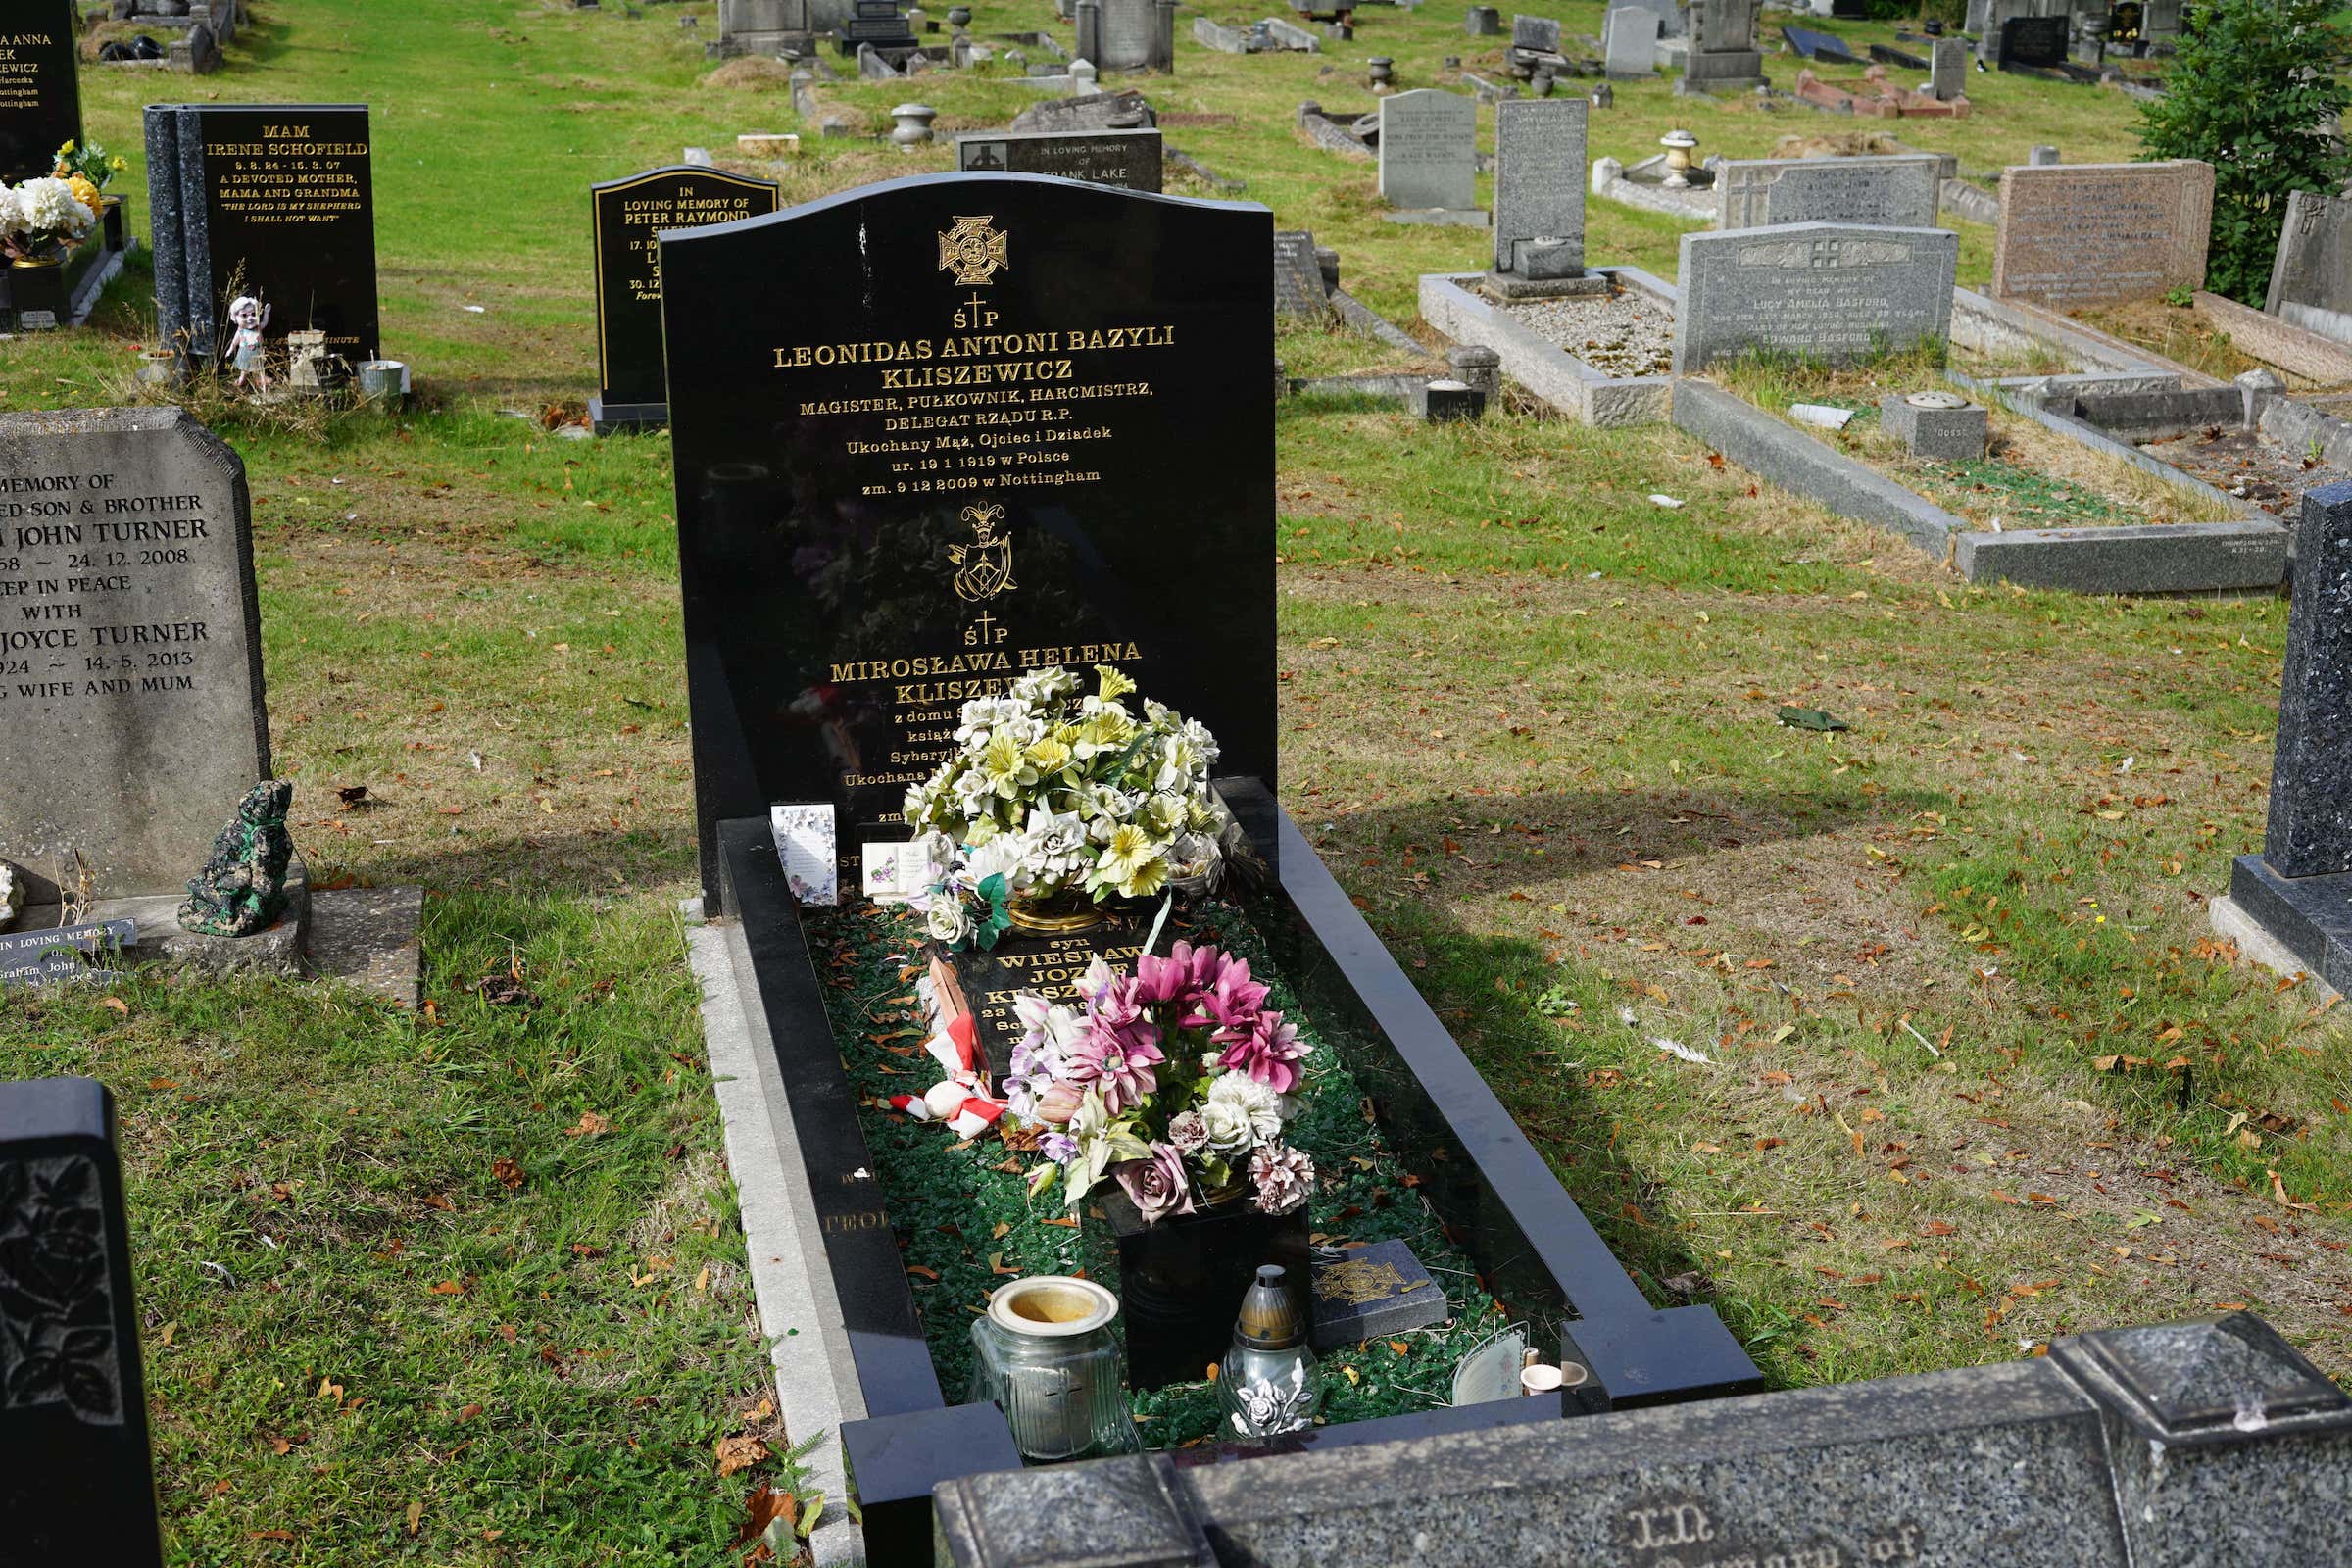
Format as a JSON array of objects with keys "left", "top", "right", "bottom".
[{"left": 1207, "top": 1072, "right": 1286, "bottom": 1141}]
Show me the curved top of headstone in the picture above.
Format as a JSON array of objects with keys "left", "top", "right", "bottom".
[{"left": 2051, "top": 1313, "right": 2352, "bottom": 1446}]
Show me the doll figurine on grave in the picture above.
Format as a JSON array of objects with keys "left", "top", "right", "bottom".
[
  {"left": 179, "top": 780, "right": 296, "bottom": 937},
  {"left": 223, "top": 293, "right": 271, "bottom": 393}
]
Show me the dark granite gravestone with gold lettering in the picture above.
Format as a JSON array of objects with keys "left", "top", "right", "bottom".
[
  {"left": 589, "top": 165, "right": 779, "bottom": 435},
  {"left": 0, "top": 0, "right": 82, "bottom": 182},
  {"left": 145, "top": 103, "right": 379, "bottom": 369},
  {"left": 662, "top": 172, "right": 1276, "bottom": 909}
]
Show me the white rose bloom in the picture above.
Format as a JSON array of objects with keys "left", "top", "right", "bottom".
[
  {"left": 0, "top": 184, "right": 25, "bottom": 240},
  {"left": 963, "top": 832, "right": 1027, "bottom": 888},
  {"left": 952, "top": 766, "right": 995, "bottom": 815},
  {"left": 1208, "top": 1072, "right": 1287, "bottom": 1141},
  {"left": 925, "top": 898, "right": 969, "bottom": 945},
  {"left": 1199, "top": 1100, "right": 1255, "bottom": 1155}
]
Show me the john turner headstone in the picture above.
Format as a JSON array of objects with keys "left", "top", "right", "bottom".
[
  {"left": 0, "top": 408, "right": 268, "bottom": 904},
  {"left": 1673, "top": 221, "right": 1958, "bottom": 372},
  {"left": 660, "top": 173, "right": 1275, "bottom": 904}
]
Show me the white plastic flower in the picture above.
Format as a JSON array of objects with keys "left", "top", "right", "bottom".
[
  {"left": 1207, "top": 1072, "right": 1286, "bottom": 1141},
  {"left": 924, "top": 898, "right": 969, "bottom": 946}
]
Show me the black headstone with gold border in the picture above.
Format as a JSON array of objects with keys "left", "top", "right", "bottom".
[
  {"left": 662, "top": 172, "right": 1277, "bottom": 911},
  {"left": 591, "top": 165, "right": 780, "bottom": 435}
]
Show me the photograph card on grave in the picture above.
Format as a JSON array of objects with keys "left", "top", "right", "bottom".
[
  {"left": 0, "top": 407, "right": 269, "bottom": 904},
  {"left": 591, "top": 166, "right": 780, "bottom": 420},
  {"left": 0, "top": 0, "right": 81, "bottom": 181},
  {"left": 662, "top": 172, "right": 1276, "bottom": 907}
]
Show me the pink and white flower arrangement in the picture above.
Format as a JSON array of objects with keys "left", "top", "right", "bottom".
[{"left": 1011, "top": 940, "right": 1316, "bottom": 1225}]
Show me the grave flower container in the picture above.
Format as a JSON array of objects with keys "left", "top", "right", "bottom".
[
  {"left": 1084, "top": 1183, "right": 1311, "bottom": 1391},
  {"left": 7, "top": 257, "right": 68, "bottom": 327}
]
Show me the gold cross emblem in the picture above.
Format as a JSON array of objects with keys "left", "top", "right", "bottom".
[{"left": 938, "top": 215, "right": 1010, "bottom": 286}]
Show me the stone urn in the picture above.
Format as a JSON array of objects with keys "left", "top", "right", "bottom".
[
  {"left": 948, "top": 4, "right": 971, "bottom": 24},
  {"left": 891, "top": 102, "right": 938, "bottom": 148},
  {"left": 1367, "top": 55, "right": 1395, "bottom": 86},
  {"left": 1659, "top": 128, "right": 1698, "bottom": 189}
]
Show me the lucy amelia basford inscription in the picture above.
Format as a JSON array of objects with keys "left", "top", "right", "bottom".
[
  {"left": 0, "top": 409, "right": 268, "bottom": 904},
  {"left": 663, "top": 172, "right": 1276, "bottom": 906}
]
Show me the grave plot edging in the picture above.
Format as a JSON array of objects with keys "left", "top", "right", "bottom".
[{"left": 1419, "top": 269, "right": 1674, "bottom": 426}]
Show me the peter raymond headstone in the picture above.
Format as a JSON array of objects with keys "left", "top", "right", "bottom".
[
  {"left": 1672, "top": 221, "right": 1958, "bottom": 372},
  {"left": 1717, "top": 153, "right": 1943, "bottom": 231},
  {"left": 661, "top": 172, "right": 1275, "bottom": 905},
  {"left": 1991, "top": 159, "right": 2213, "bottom": 311},
  {"left": 0, "top": 408, "right": 268, "bottom": 905},
  {"left": 1377, "top": 88, "right": 1477, "bottom": 215},
  {"left": 590, "top": 166, "right": 780, "bottom": 435},
  {"left": 955, "top": 127, "right": 1164, "bottom": 193},
  {"left": 0, "top": 0, "right": 81, "bottom": 182},
  {"left": 0, "top": 1078, "right": 162, "bottom": 1566},
  {"left": 145, "top": 104, "right": 380, "bottom": 367}
]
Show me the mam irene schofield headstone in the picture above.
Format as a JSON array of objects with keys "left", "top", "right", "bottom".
[
  {"left": 144, "top": 104, "right": 380, "bottom": 368},
  {"left": 589, "top": 165, "right": 780, "bottom": 435},
  {"left": 0, "top": 1077, "right": 163, "bottom": 1566},
  {"left": 0, "top": 408, "right": 268, "bottom": 906},
  {"left": 662, "top": 172, "right": 1275, "bottom": 908},
  {"left": 1991, "top": 159, "right": 2214, "bottom": 311},
  {"left": 0, "top": 0, "right": 81, "bottom": 182},
  {"left": 1673, "top": 221, "right": 1958, "bottom": 372}
]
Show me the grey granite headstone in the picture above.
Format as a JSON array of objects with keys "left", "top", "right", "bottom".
[
  {"left": 1717, "top": 153, "right": 1943, "bottom": 231},
  {"left": 940, "top": 1313, "right": 2352, "bottom": 1568},
  {"left": 1930, "top": 35, "right": 1967, "bottom": 99},
  {"left": 1510, "top": 12, "right": 1560, "bottom": 51},
  {"left": 1680, "top": 0, "right": 1765, "bottom": 91},
  {"left": 1273, "top": 229, "right": 1329, "bottom": 318},
  {"left": 1095, "top": 0, "right": 1155, "bottom": 69},
  {"left": 2257, "top": 480, "right": 2352, "bottom": 877},
  {"left": 955, "top": 127, "right": 1162, "bottom": 190},
  {"left": 1378, "top": 88, "right": 1476, "bottom": 212},
  {"left": 1465, "top": 4, "right": 1499, "bottom": 34},
  {"left": 2266, "top": 189, "right": 2352, "bottom": 338},
  {"left": 1492, "top": 97, "right": 1587, "bottom": 276},
  {"left": 1673, "top": 221, "right": 1958, "bottom": 372},
  {"left": 1602, "top": 6, "right": 1662, "bottom": 76},
  {"left": 0, "top": 409, "right": 267, "bottom": 905}
]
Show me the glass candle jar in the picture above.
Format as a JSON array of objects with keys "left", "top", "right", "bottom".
[
  {"left": 1217, "top": 1264, "right": 1322, "bottom": 1438},
  {"left": 969, "top": 1276, "right": 1140, "bottom": 1463}
]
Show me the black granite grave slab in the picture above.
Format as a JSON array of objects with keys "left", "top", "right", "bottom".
[
  {"left": 0, "top": 1077, "right": 162, "bottom": 1565},
  {"left": 143, "top": 104, "right": 379, "bottom": 365},
  {"left": 1997, "top": 13, "right": 2068, "bottom": 68},
  {"left": 953, "top": 129, "right": 1164, "bottom": 193},
  {"left": 589, "top": 166, "right": 778, "bottom": 434},
  {"left": 2259, "top": 481, "right": 2352, "bottom": 877},
  {"left": 663, "top": 173, "right": 1277, "bottom": 908},
  {"left": 0, "top": 0, "right": 81, "bottom": 181}
]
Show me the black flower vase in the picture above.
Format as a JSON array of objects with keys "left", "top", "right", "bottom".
[{"left": 1084, "top": 1185, "right": 1310, "bottom": 1391}]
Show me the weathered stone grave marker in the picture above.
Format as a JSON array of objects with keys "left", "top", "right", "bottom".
[
  {"left": 1377, "top": 88, "right": 1479, "bottom": 222},
  {"left": 1990, "top": 159, "right": 2213, "bottom": 311},
  {"left": 1601, "top": 6, "right": 1661, "bottom": 78},
  {"left": 1489, "top": 97, "right": 1596, "bottom": 295},
  {"left": 1673, "top": 221, "right": 1957, "bottom": 372},
  {"left": 590, "top": 166, "right": 780, "bottom": 435},
  {"left": 1273, "top": 228, "right": 1329, "bottom": 318},
  {"left": 2267, "top": 190, "right": 2352, "bottom": 345},
  {"left": 1679, "top": 0, "right": 1764, "bottom": 92},
  {"left": 1716, "top": 152, "right": 1943, "bottom": 231}
]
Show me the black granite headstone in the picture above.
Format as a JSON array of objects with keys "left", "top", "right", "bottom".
[
  {"left": 2107, "top": 0, "right": 2142, "bottom": 39},
  {"left": 0, "top": 1077, "right": 162, "bottom": 1565},
  {"left": 953, "top": 128, "right": 1164, "bottom": 194},
  {"left": 0, "top": 0, "right": 81, "bottom": 181},
  {"left": 662, "top": 172, "right": 1276, "bottom": 906},
  {"left": 144, "top": 104, "right": 380, "bottom": 366},
  {"left": 1997, "top": 14, "right": 2068, "bottom": 67},
  {"left": 589, "top": 166, "right": 779, "bottom": 435}
]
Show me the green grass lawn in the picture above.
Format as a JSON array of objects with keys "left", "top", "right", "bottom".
[{"left": 4, "top": 1, "right": 2349, "bottom": 1562}]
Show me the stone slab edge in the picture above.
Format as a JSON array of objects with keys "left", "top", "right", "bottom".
[
  {"left": 2195, "top": 289, "right": 2352, "bottom": 385},
  {"left": 1418, "top": 269, "right": 1671, "bottom": 426},
  {"left": 1670, "top": 378, "right": 1962, "bottom": 558},
  {"left": 1330, "top": 286, "right": 1423, "bottom": 355},
  {"left": 2227, "top": 856, "right": 2352, "bottom": 996},
  {"left": 2209, "top": 894, "right": 2341, "bottom": 1003},
  {"left": 1950, "top": 287, "right": 2217, "bottom": 385},
  {"left": 685, "top": 900, "right": 867, "bottom": 1567}
]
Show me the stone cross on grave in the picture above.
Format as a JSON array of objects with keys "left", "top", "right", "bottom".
[{"left": 1810, "top": 235, "right": 1847, "bottom": 268}]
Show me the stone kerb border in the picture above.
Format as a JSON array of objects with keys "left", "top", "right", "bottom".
[
  {"left": 1419, "top": 267, "right": 1676, "bottom": 426},
  {"left": 1672, "top": 377, "right": 2288, "bottom": 594}
]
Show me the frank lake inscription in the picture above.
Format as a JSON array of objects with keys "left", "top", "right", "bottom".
[{"left": 662, "top": 172, "right": 1276, "bottom": 905}]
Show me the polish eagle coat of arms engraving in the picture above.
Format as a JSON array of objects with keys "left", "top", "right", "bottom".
[{"left": 949, "top": 504, "right": 1015, "bottom": 601}]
